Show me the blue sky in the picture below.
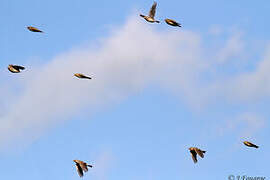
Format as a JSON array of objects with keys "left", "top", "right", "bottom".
[{"left": 1, "top": 0, "right": 270, "bottom": 179}]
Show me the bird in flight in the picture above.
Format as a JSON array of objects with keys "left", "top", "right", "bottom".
[
  {"left": 165, "top": 19, "right": 182, "bottom": 27},
  {"left": 189, "top": 147, "right": 206, "bottom": 163},
  {"left": 74, "top": 73, "right": 92, "bottom": 79},
  {"left": 8, "top": 64, "right": 25, "bottom": 73},
  {"left": 243, "top": 141, "right": 259, "bottom": 148},
  {"left": 27, "top": 26, "right": 44, "bottom": 33},
  {"left": 73, "top": 160, "right": 93, "bottom": 177},
  {"left": 140, "top": 2, "right": 160, "bottom": 23}
]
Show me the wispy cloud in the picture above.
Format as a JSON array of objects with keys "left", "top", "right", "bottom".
[
  {"left": 216, "top": 31, "right": 244, "bottom": 63},
  {"left": 217, "top": 112, "right": 266, "bottom": 138},
  {"left": 0, "top": 16, "right": 204, "bottom": 149},
  {"left": 0, "top": 15, "right": 269, "bottom": 149},
  {"left": 92, "top": 151, "right": 115, "bottom": 180}
]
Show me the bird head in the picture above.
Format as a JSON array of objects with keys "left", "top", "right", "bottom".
[{"left": 140, "top": 14, "right": 145, "bottom": 18}]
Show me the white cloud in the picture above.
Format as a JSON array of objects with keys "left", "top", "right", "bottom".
[
  {"left": 0, "top": 15, "right": 269, "bottom": 149},
  {"left": 217, "top": 112, "right": 266, "bottom": 139},
  {"left": 216, "top": 31, "right": 244, "bottom": 63},
  {"left": 0, "top": 16, "right": 205, "bottom": 149},
  {"left": 211, "top": 44, "right": 270, "bottom": 102},
  {"left": 208, "top": 25, "right": 223, "bottom": 36}
]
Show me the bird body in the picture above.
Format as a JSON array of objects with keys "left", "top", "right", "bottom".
[
  {"left": 165, "top": 18, "right": 181, "bottom": 27},
  {"left": 8, "top": 64, "right": 25, "bottom": 73},
  {"left": 140, "top": 2, "right": 160, "bottom": 23},
  {"left": 243, "top": 141, "right": 259, "bottom": 148},
  {"left": 73, "top": 160, "right": 93, "bottom": 177},
  {"left": 189, "top": 147, "right": 206, "bottom": 163},
  {"left": 27, "top": 26, "right": 43, "bottom": 33},
  {"left": 74, "top": 73, "right": 92, "bottom": 79}
]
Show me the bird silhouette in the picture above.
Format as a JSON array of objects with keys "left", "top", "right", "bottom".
[
  {"left": 8, "top": 64, "right": 25, "bottom": 73},
  {"left": 27, "top": 26, "right": 44, "bottom": 33},
  {"left": 243, "top": 141, "right": 259, "bottom": 148},
  {"left": 165, "top": 19, "right": 182, "bottom": 27},
  {"left": 73, "top": 160, "right": 93, "bottom": 177},
  {"left": 74, "top": 73, "right": 92, "bottom": 79},
  {"left": 189, "top": 147, "right": 206, "bottom": 163}
]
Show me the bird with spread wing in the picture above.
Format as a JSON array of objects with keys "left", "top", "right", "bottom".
[
  {"left": 140, "top": 2, "right": 160, "bottom": 23},
  {"left": 189, "top": 147, "right": 206, "bottom": 163},
  {"left": 73, "top": 160, "right": 93, "bottom": 177}
]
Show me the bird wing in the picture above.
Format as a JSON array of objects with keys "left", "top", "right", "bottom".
[
  {"left": 13, "top": 65, "right": 25, "bottom": 70},
  {"left": 76, "top": 163, "right": 84, "bottom": 177},
  {"left": 190, "top": 150, "right": 197, "bottom": 163},
  {"left": 33, "top": 27, "right": 42, "bottom": 32},
  {"left": 148, "top": 1, "right": 157, "bottom": 18},
  {"left": 80, "top": 74, "right": 87, "bottom": 78},
  {"left": 81, "top": 74, "right": 92, "bottom": 79},
  {"left": 195, "top": 148, "right": 204, "bottom": 158},
  {"left": 80, "top": 162, "right": 89, "bottom": 172},
  {"left": 247, "top": 142, "right": 258, "bottom": 148},
  {"left": 28, "top": 27, "right": 43, "bottom": 32}
]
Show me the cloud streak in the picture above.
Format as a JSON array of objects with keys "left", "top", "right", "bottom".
[
  {"left": 0, "top": 16, "right": 204, "bottom": 148},
  {"left": 0, "top": 15, "right": 269, "bottom": 149}
]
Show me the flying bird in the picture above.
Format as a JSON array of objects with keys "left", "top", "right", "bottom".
[
  {"left": 73, "top": 160, "right": 93, "bottom": 177},
  {"left": 8, "top": 64, "right": 25, "bottom": 73},
  {"left": 243, "top": 141, "right": 259, "bottom": 148},
  {"left": 74, "top": 73, "right": 92, "bottom": 79},
  {"left": 27, "top": 26, "right": 44, "bottom": 33},
  {"left": 165, "top": 18, "right": 182, "bottom": 27},
  {"left": 140, "top": 2, "right": 160, "bottom": 23},
  {"left": 189, "top": 147, "right": 206, "bottom": 163}
]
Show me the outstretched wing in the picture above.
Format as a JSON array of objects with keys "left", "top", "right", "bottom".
[
  {"left": 195, "top": 148, "right": 205, "bottom": 158},
  {"left": 244, "top": 141, "right": 259, "bottom": 148},
  {"left": 190, "top": 151, "right": 197, "bottom": 163},
  {"left": 148, "top": 1, "right": 157, "bottom": 18},
  {"left": 75, "top": 164, "right": 84, "bottom": 177},
  {"left": 80, "top": 162, "right": 89, "bottom": 172},
  {"left": 13, "top": 65, "right": 25, "bottom": 70},
  {"left": 81, "top": 74, "right": 92, "bottom": 79}
]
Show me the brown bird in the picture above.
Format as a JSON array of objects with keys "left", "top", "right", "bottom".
[
  {"left": 74, "top": 73, "right": 92, "bottom": 80},
  {"left": 8, "top": 64, "right": 25, "bottom": 73},
  {"left": 27, "top": 26, "right": 43, "bottom": 33},
  {"left": 140, "top": 2, "right": 160, "bottom": 23},
  {"left": 73, "top": 160, "right": 93, "bottom": 177},
  {"left": 189, "top": 147, "right": 206, "bottom": 163},
  {"left": 243, "top": 141, "right": 259, "bottom": 148},
  {"left": 165, "top": 18, "right": 182, "bottom": 27}
]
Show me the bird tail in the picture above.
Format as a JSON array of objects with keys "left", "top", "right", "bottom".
[
  {"left": 202, "top": 151, "right": 206, "bottom": 153},
  {"left": 254, "top": 145, "right": 259, "bottom": 148},
  {"left": 156, "top": 20, "right": 160, "bottom": 23}
]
